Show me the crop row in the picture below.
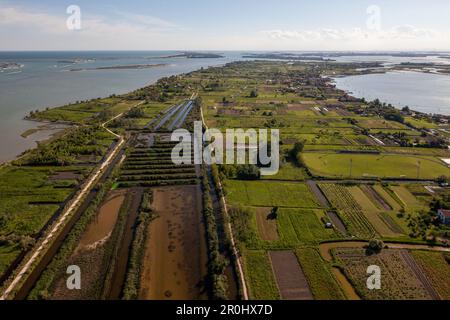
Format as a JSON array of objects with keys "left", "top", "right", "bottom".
[{"left": 319, "top": 184, "right": 376, "bottom": 239}]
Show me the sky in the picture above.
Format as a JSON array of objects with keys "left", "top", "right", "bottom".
[{"left": 1, "top": 0, "right": 450, "bottom": 51}]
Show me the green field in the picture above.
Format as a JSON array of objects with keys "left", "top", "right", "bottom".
[
  {"left": 261, "top": 162, "right": 307, "bottom": 181},
  {"left": 411, "top": 251, "right": 450, "bottom": 300},
  {"left": 243, "top": 250, "right": 280, "bottom": 300},
  {"left": 296, "top": 248, "right": 346, "bottom": 300},
  {"left": 225, "top": 180, "right": 319, "bottom": 208},
  {"left": 277, "top": 209, "right": 337, "bottom": 245},
  {"left": 302, "top": 152, "right": 450, "bottom": 179}
]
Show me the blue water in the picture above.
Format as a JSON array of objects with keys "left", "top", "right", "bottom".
[
  {"left": 334, "top": 71, "right": 450, "bottom": 116},
  {"left": 0, "top": 51, "right": 244, "bottom": 162}
]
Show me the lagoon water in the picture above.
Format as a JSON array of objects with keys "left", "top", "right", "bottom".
[
  {"left": 333, "top": 71, "right": 450, "bottom": 116},
  {"left": 1, "top": 51, "right": 450, "bottom": 162},
  {"left": 0, "top": 51, "right": 244, "bottom": 163}
]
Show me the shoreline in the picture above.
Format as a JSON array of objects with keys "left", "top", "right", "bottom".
[{"left": 0, "top": 119, "right": 72, "bottom": 166}]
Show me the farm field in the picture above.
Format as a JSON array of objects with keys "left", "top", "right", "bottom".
[
  {"left": 347, "top": 186, "right": 400, "bottom": 237},
  {"left": 302, "top": 152, "right": 449, "bottom": 179},
  {"left": 390, "top": 186, "right": 427, "bottom": 213},
  {"left": 334, "top": 248, "right": 436, "bottom": 300},
  {"left": 319, "top": 184, "right": 376, "bottom": 238},
  {"left": 411, "top": 251, "right": 450, "bottom": 300},
  {"left": 296, "top": 248, "right": 346, "bottom": 300},
  {"left": 139, "top": 186, "right": 207, "bottom": 300},
  {"left": 261, "top": 162, "right": 307, "bottom": 181},
  {"left": 225, "top": 180, "right": 319, "bottom": 208},
  {"left": 269, "top": 251, "right": 313, "bottom": 300},
  {"left": 243, "top": 250, "right": 280, "bottom": 300}
]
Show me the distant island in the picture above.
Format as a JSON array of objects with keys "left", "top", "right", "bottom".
[
  {"left": 149, "top": 52, "right": 224, "bottom": 59},
  {"left": 57, "top": 58, "right": 96, "bottom": 64},
  {"left": 0, "top": 62, "right": 23, "bottom": 70},
  {"left": 242, "top": 53, "right": 332, "bottom": 61},
  {"left": 69, "top": 63, "right": 168, "bottom": 72}
]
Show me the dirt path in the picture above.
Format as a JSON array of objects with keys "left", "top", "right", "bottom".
[
  {"left": 139, "top": 185, "right": 207, "bottom": 300},
  {"left": 319, "top": 241, "right": 450, "bottom": 262}
]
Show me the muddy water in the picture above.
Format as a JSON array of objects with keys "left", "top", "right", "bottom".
[
  {"left": 139, "top": 185, "right": 208, "bottom": 300},
  {"left": 78, "top": 191, "right": 126, "bottom": 250}
]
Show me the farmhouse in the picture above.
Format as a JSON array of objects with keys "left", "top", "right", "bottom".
[{"left": 437, "top": 209, "right": 450, "bottom": 225}]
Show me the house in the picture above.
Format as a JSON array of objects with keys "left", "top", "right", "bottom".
[{"left": 437, "top": 209, "right": 450, "bottom": 225}]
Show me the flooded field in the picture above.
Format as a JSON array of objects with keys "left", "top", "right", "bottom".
[
  {"left": 139, "top": 185, "right": 207, "bottom": 300},
  {"left": 78, "top": 191, "right": 126, "bottom": 250},
  {"left": 51, "top": 189, "right": 129, "bottom": 299}
]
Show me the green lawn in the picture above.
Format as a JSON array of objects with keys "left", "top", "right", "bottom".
[{"left": 302, "top": 152, "right": 450, "bottom": 179}]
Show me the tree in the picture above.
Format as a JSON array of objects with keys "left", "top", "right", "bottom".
[
  {"left": 249, "top": 89, "right": 258, "bottom": 98},
  {"left": 290, "top": 140, "right": 305, "bottom": 167},
  {"left": 268, "top": 207, "right": 279, "bottom": 220},
  {"left": 236, "top": 164, "right": 260, "bottom": 180},
  {"left": 367, "top": 239, "right": 384, "bottom": 254}
]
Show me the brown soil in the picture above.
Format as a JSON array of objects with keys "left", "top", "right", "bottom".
[
  {"left": 269, "top": 251, "right": 313, "bottom": 300},
  {"left": 255, "top": 208, "right": 279, "bottom": 241},
  {"left": 49, "top": 171, "right": 81, "bottom": 181},
  {"left": 139, "top": 185, "right": 207, "bottom": 300},
  {"left": 77, "top": 190, "right": 126, "bottom": 250}
]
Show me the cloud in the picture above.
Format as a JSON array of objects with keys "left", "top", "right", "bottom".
[
  {"left": 112, "top": 10, "right": 180, "bottom": 31},
  {"left": 0, "top": 4, "right": 183, "bottom": 49},
  {"left": 0, "top": 5, "right": 67, "bottom": 34},
  {"left": 1, "top": 4, "right": 449, "bottom": 51},
  {"left": 261, "top": 26, "right": 450, "bottom": 50}
]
